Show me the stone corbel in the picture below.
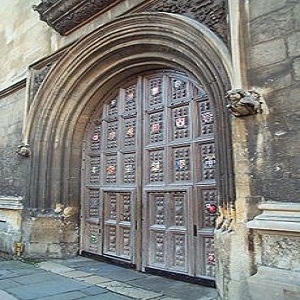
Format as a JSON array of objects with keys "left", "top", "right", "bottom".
[
  {"left": 225, "top": 89, "right": 262, "bottom": 117},
  {"left": 16, "top": 143, "right": 31, "bottom": 157}
]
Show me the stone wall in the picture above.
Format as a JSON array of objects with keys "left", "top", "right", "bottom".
[
  {"left": 247, "top": 0, "right": 300, "bottom": 203},
  {"left": 22, "top": 209, "right": 79, "bottom": 258},
  {"left": 0, "top": 0, "right": 145, "bottom": 90},
  {"left": 0, "top": 0, "right": 52, "bottom": 90},
  {"left": 0, "top": 85, "right": 29, "bottom": 198},
  {"left": 245, "top": 1, "right": 300, "bottom": 299}
]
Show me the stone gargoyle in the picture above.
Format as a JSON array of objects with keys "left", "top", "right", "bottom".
[
  {"left": 225, "top": 89, "right": 262, "bottom": 117},
  {"left": 16, "top": 143, "right": 31, "bottom": 157}
]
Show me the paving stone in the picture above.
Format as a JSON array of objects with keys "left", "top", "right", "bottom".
[
  {"left": 98, "top": 280, "right": 163, "bottom": 299},
  {"left": 38, "top": 262, "right": 74, "bottom": 274},
  {"left": 0, "top": 269, "right": 13, "bottom": 278},
  {"left": 80, "top": 292, "right": 133, "bottom": 300},
  {"left": 0, "top": 278, "right": 22, "bottom": 289},
  {"left": 9, "top": 272, "right": 60, "bottom": 285},
  {"left": 62, "top": 270, "right": 93, "bottom": 279},
  {"left": 158, "top": 297, "right": 182, "bottom": 300},
  {"left": 70, "top": 260, "right": 147, "bottom": 282},
  {"left": 130, "top": 276, "right": 218, "bottom": 300},
  {"left": 82, "top": 275, "right": 113, "bottom": 284},
  {"left": 6, "top": 278, "right": 90, "bottom": 300},
  {"left": 0, "top": 290, "right": 18, "bottom": 300},
  {"left": 81, "top": 285, "right": 108, "bottom": 296},
  {"left": 38, "top": 291, "right": 88, "bottom": 300}
]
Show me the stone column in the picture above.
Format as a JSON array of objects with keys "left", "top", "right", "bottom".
[{"left": 247, "top": 202, "right": 300, "bottom": 299}]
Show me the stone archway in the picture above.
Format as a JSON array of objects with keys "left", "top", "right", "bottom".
[
  {"left": 22, "top": 13, "right": 233, "bottom": 267},
  {"left": 24, "top": 12, "right": 233, "bottom": 210}
]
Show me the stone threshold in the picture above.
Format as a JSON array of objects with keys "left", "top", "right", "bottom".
[{"left": 38, "top": 261, "right": 180, "bottom": 300}]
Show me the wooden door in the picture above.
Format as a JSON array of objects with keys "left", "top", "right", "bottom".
[
  {"left": 81, "top": 83, "right": 141, "bottom": 265},
  {"left": 81, "top": 70, "right": 218, "bottom": 280}
]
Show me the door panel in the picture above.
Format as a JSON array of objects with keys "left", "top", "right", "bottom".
[
  {"left": 103, "top": 191, "right": 134, "bottom": 260},
  {"left": 146, "top": 191, "right": 189, "bottom": 273},
  {"left": 81, "top": 70, "right": 218, "bottom": 280}
]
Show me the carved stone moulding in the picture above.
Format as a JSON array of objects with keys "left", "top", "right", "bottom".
[
  {"left": 29, "top": 47, "right": 67, "bottom": 105},
  {"left": 33, "top": 0, "right": 122, "bottom": 35},
  {"left": 146, "top": 0, "right": 229, "bottom": 44}
]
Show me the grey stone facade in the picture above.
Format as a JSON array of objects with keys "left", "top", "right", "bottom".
[{"left": 247, "top": 1, "right": 300, "bottom": 204}]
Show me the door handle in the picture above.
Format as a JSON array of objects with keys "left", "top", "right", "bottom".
[{"left": 193, "top": 225, "right": 197, "bottom": 236}]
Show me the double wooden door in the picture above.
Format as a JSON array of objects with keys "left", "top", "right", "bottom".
[{"left": 81, "top": 70, "right": 218, "bottom": 280}]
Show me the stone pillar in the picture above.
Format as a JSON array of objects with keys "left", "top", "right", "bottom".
[
  {"left": 0, "top": 196, "right": 23, "bottom": 255},
  {"left": 247, "top": 202, "right": 300, "bottom": 299}
]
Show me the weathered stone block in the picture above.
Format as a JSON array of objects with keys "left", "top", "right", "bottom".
[
  {"left": 287, "top": 32, "right": 300, "bottom": 57},
  {"left": 27, "top": 242, "right": 48, "bottom": 255},
  {"left": 30, "top": 217, "right": 62, "bottom": 243},
  {"left": 248, "top": 61, "right": 292, "bottom": 91},
  {"left": 47, "top": 243, "right": 63, "bottom": 257},
  {"left": 63, "top": 224, "right": 79, "bottom": 243},
  {"left": 248, "top": 266, "right": 300, "bottom": 300},
  {"left": 249, "top": 0, "right": 289, "bottom": 20},
  {"left": 0, "top": 196, "right": 23, "bottom": 254},
  {"left": 250, "top": 7, "right": 294, "bottom": 45},
  {"left": 294, "top": 2, "right": 300, "bottom": 31},
  {"left": 262, "top": 235, "right": 300, "bottom": 271},
  {"left": 293, "top": 57, "right": 300, "bottom": 81},
  {"left": 249, "top": 39, "right": 287, "bottom": 69}
]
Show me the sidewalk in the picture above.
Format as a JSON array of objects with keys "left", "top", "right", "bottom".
[{"left": 0, "top": 256, "right": 219, "bottom": 300}]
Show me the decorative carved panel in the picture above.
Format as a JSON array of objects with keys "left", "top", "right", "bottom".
[
  {"left": 89, "top": 156, "right": 101, "bottom": 184},
  {"left": 88, "top": 189, "right": 100, "bottom": 218},
  {"left": 33, "top": 0, "right": 122, "bottom": 35},
  {"left": 170, "top": 78, "right": 189, "bottom": 102},
  {"left": 149, "top": 150, "right": 164, "bottom": 183},
  {"left": 147, "top": 0, "right": 228, "bottom": 44},
  {"left": 124, "top": 85, "right": 137, "bottom": 113},
  {"left": 171, "top": 234, "right": 186, "bottom": 269},
  {"left": 146, "top": 77, "right": 164, "bottom": 107},
  {"left": 123, "top": 153, "right": 136, "bottom": 184},
  {"left": 105, "top": 155, "right": 117, "bottom": 183},
  {"left": 123, "top": 118, "right": 136, "bottom": 147},
  {"left": 171, "top": 192, "right": 186, "bottom": 227},
  {"left": 32, "top": 64, "right": 53, "bottom": 99},
  {"left": 103, "top": 192, "right": 133, "bottom": 259},
  {"left": 172, "top": 106, "right": 190, "bottom": 140},
  {"left": 173, "top": 146, "right": 191, "bottom": 182},
  {"left": 90, "top": 124, "right": 102, "bottom": 151},
  {"left": 149, "top": 112, "right": 164, "bottom": 144},
  {"left": 204, "top": 237, "right": 215, "bottom": 277},
  {"left": 200, "top": 143, "right": 216, "bottom": 181}
]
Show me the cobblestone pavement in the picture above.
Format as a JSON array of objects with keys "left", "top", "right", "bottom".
[{"left": 0, "top": 256, "right": 219, "bottom": 300}]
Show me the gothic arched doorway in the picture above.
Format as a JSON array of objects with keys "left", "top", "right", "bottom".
[{"left": 80, "top": 70, "right": 218, "bottom": 283}]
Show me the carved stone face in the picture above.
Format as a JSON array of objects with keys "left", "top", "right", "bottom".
[
  {"left": 17, "top": 146, "right": 31, "bottom": 157},
  {"left": 227, "top": 91, "right": 241, "bottom": 103}
]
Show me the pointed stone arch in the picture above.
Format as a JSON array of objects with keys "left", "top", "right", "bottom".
[{"left": 23, "top": 12, "right": 233, "bottom": 211}]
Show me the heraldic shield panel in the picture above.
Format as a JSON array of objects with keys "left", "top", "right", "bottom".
[{"left": 81, "top": 70, "right": 218, "bottom": 280}]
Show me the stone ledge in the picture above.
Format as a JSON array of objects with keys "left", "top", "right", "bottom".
[
  {"left": 33, "top": 0, "right": 122, "bottom": 35},
  {"left": 247, "top": 202, "right": 300, "bottom": 234},
  {"left": 0, "top": 196, "right": 23, "bottom": 210}
]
